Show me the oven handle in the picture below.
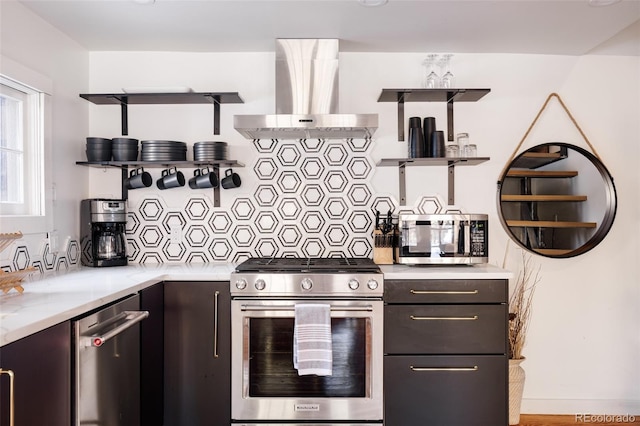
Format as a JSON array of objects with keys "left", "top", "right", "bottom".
[{"left": 240, "top": 304, "right": 374, "bottom": 312}]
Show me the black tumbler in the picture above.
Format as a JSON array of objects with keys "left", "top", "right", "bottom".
[
  {"left": 423, "top": 117, "right": 436, "bottom": 157},
  {"left": 430, "top": 130, "right": 446, "bottom": 158},
  {"left": 407, "top": 117, "right": 425, "bottom": 158}
]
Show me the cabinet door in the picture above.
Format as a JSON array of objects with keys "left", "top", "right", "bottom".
[
  {"left": 0, "top": 322, "right": 71, "bottom": 426},
  {"left": 140, "top": 282, "right": 164, "bottom": 426},
  {"left": 384, "top": 304, "right": 507, "bottom": 354},
  {"left": 384, "top": 355, "right": 507, "bottom": 426},
  {"left": 163, "top": 281, "right": 230, "bottom": 426}
]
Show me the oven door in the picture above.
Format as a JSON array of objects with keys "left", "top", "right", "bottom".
[{"left": 231, "top": 298, "right": 383, "bottom": 423}]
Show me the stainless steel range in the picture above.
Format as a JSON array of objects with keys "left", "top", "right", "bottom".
[{"left": 230, "top": 257, "right": 384, "bottom": 426}]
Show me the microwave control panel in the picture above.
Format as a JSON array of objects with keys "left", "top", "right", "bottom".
[{"left": 470, "top": 221, "right": 487, "bottom": 256}]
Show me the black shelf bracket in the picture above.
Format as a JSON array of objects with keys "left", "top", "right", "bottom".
[
  {"left": 377, "top": 157, "right": 490, "bottom": 206},
  {"left": 377, "top": 88, "right": 490, "bottom": 142},
  {"left": 77, "top": 160, "right": 244, "bottom": 207}
]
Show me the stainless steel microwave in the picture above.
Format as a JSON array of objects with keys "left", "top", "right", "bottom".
[{"left": 396, "top": 214, "right": 488, "bottom": 265}]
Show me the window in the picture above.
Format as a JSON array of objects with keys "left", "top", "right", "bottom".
[{"left": 0, "top": 75, "right": 45, "bottom": 217}]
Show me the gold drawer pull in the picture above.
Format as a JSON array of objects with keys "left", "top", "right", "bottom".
[
  {"left": 410, "top": 315, "right": 478, "bottom": 321},
  {"left": 410, "top": 289, "right": 479, "bottom": 295},
  {"left": 0, "top": 369, "right": 15, "bottom": 426},
  {"left": 410, "top": 365, "right": 478, "bottom": 372}
]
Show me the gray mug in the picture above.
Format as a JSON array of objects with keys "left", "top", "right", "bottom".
[
  {"left": 189, "top": 167, "right": 218, "bottom": 189},
  {"left": 157, "top": 167, "right": 185, "bottom": 190},
  {"left": 126, "top": 167, "right": 152, "bottom": 189},
  {"left": 221, "top": 168, "right": 241, "bottom": 189}
]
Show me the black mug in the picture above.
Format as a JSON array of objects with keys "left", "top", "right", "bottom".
[
  {"left": 126, "top": 167, "right": 152, "bottom": 189},
  {"left": 221, "top": 168, "right": 241, "bottom": 189},
  {"left": 189, "top": 167, "right": 218, "bottom": 189},
  {"left": 157, "top": 167, "right": 185, "bottom": 190}
]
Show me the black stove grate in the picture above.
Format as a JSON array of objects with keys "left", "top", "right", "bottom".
[{"left": 235, "top": 257, "right": 380, "bottom": 273}]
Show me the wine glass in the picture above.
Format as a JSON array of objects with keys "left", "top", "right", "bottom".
[
  {"left": 440, "top": 54, "right": 455, "bottom": 88},
  {"left": 422, "top": 54, "right": 440, "bottom": 88}
]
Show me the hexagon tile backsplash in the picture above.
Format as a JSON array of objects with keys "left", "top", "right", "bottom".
[{"left": 125, "top": 138, "right": 450, "bottom": 264}]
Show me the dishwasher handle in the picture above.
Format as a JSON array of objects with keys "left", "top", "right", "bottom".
[{"left": 85, "top": 310, "right": 149, "bottom": 347}]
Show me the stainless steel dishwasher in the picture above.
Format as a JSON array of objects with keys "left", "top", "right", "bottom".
[{"left": 73, "top": 294, "right": 149, "bottom": 426}]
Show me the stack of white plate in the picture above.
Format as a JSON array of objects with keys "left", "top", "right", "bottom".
[
  {"left": 193, "top": 141, "right": 228, "bottom": 162},
  {"left": 141, "top": 140, "right": 187, "bottom": 161}
]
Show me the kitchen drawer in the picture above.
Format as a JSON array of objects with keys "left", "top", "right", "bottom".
[
  {"left": 384, "top": 304, "right": 507, "bottom": 354},
  {"left": 384, "top": 355, "right": 507, "bottom": 426},
  {"left": 384, "top": 279, "right": 507, "bottom": 304}
]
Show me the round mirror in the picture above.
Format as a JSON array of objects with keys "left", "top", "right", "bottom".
[{"left": 497, "top": 142, "right": 617, "bottom": 258}]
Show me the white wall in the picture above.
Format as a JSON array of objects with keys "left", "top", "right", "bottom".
[
  {"left": 88, "top": 49, "right": 639, "bottom": 415},
  {"left": 0, "top": 1, "right": 89, "bottom": 253}
]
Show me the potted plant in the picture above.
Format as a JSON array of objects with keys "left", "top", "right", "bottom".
[{"left": 505, "top": 248, "right": 541, "bottom": 425}]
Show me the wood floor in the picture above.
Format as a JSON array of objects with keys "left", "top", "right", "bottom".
[{"left": 517, "top": 414, "right": 640, "bottom": 425}]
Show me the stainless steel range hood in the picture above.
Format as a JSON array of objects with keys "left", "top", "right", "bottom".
[{"left": 234, "top": 39, "right": 378, "bottom": 140}]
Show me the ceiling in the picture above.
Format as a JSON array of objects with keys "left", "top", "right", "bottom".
[{"left": 16, "top": 0, "right": 640, "bottom": 56}]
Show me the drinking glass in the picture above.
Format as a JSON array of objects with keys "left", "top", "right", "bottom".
[
  {"left": 440, "top": 54, "right": 455, "bottom": 88},
  {"left": 422, "top": 54, "right": 440, "bottom": 88}
]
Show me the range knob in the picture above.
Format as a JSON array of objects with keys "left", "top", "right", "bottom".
[
  {"left": 235, "top": 278, "right": 248, "bottom": 290},
  {"left": 348, "top": 278, "right": 360, "bottom": 290},
  {"left": 254, "top": 279, "right": 266, "bottom": 291},
  {"left": 367, "top": 279, "right": 379, "bottom": 291},
  {"left": 301, "top": 277, "right": 313, "bottom": 291}
]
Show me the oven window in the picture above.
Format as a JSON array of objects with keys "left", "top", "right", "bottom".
[{"left": 248, "top": 317, "right": 367, "bottom": 397}]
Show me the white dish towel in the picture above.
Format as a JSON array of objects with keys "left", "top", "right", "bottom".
[{"left": 293, "top": 303, "right": 333, "bottom": 376}]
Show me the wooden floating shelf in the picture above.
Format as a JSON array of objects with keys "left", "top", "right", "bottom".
[
  {"left": 506, "top": 170, "right": 578, "bottom": 178},
  {"left": 534, "top": 248, "right": 574, "bottom": 256},
  {"left": 507, "top": 220, "right": 597, "bottom": 229},
  {"left": 501, "top": 195, "right": 587, "bottom": 202}
]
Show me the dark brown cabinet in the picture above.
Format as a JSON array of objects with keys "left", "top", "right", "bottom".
[
  {"left": 0, "top": 321, "right": 71, "bottom": 426},
  {"left": 140, "top": 282, "right": 165, "bottom": 426},
  {"left": 384, "top": 278, "right": 508, "bottom": 426},
  {"left": 163, "top": 281, "right": 231, "bottom": 426}
]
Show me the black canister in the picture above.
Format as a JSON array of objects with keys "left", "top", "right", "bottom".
[
  {"left": 407, "top": 117, "right": 425, "bottom": 158},
  {"left": 423, "top": 117, "right": 436, "bottom": 157},
  {"left": 430, "top": 130, "right": 446, "bottom": 158}
]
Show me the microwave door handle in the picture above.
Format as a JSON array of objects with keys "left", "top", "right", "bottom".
[
  {"left": 457, "top": 222, "right": 465, "bottom": 254},
  {"left": 464, "top": 221, "right": 471, "bottom": 255}
]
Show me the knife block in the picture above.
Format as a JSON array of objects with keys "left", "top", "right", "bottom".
[{"left": 373, "top": 229, "right": 394, "bottom": 265}]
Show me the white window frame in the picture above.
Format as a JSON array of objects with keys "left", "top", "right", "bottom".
[{"left": 0, "top": 56, "right": 53, "bottom": 235}]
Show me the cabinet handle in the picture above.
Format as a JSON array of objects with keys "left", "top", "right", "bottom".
[
  {"left": 410, "top": 315, "right": 478, "bottom": 321},
  {"left": 0, "top": 369, "right": 15, "bottom": 426},
  {"left": 410, "top": 365, "right": 478, "bottom": 372},
  {"left": 410, "top": 289, "right": 478, "bottom": 295},
  {"left": 213, "top": 290, "right": 219, "bottom": 358}
]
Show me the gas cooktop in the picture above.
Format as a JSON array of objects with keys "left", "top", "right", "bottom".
[{"left": 235, "top": 257, "right": 380, "bottom": 273}]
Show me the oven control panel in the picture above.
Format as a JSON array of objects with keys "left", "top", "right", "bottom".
[{"left": 231, "top": 273, "right": 383, "bottom": 297}]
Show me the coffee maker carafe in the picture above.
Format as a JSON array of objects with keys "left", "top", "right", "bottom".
[{"left": 81, "top": 199, "right": 128, "bottom": 267}]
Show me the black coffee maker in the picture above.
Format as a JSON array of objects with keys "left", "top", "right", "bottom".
[{"left": 80, "top": 199, "right": 128, "bottom": 267}]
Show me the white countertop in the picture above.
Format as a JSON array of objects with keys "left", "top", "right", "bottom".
[
  {"left": 0, "top": 262, "right": 511, "bottom": 347},
  {"left": 0, "top": 263, "right": 235, "bottom": 347},
  {"left": 379, "top": 263, "right": 512, "bottom": 280}
]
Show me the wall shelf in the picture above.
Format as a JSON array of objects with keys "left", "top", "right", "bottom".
[
  {"left": 79, "top": 92, "right": 244, "bottom": 136},
  {"left": 76, "top": 160, "right": 244, "bottom": 207},
  {"left": 377, "top": 157, "right": 490, "bottom": 206},
  {"left": 377, "top": 88, "right": 490, "bottom": 142}
]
